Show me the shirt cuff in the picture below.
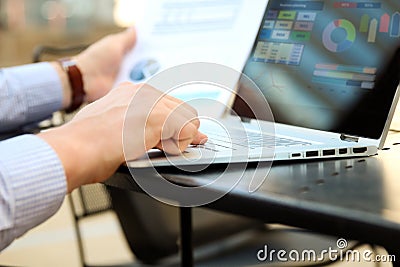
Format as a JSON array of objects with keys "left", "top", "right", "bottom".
[
  {"left": 0, "top": 135, "right": 67, "bottom": 250},
  {"left": 1, "top": 62, "right": 63, "bottom": 130}
]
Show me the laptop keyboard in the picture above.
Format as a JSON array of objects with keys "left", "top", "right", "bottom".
[{"left": 197, "top": 130, "right": 313, "bottom": 152}]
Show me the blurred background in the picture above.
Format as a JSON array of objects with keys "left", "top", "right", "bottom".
[{"left": 0, "top": 0, "right": 141, "bottom": 66}]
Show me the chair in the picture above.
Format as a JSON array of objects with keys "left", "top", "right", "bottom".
[
  {"left": 69, "top": 183, "right": 274, "bottom": 267},
  {"left": 68, "top": 184, "right": 136, "bottom": 267},
  {"left": 32, "top": 44, "right": 88, "bottom": 63}
]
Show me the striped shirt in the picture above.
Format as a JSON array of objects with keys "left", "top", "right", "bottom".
[{"left": 0, "top": 63, "right": 67, "bottom": 251}]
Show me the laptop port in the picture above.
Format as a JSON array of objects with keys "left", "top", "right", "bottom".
[
  {"left": 353, "top": 147, "right": 367, "bottom": 154},
  {"left": 291, "top": 153, "right": 301, "bottom": 158},
  {"left": 306, "top": 151, "right": 319, "bottom": 157},
  {"left": 322, "top": 149, "right": 335, "bottom": 156},
  {"left": 339, "top": 148, "right": 348, "bottom": 155}
]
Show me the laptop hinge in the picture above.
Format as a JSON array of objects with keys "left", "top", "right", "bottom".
[{"left": 340, "top": 134, "right": 359, "bottom": 143}]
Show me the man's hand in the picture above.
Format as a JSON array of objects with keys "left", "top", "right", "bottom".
[
  {"left": 39, "top": 83, "right": 208, "bottom": 193},
  {"left": 54, "top": 28, "right": 137, "bottom": 109},
  {"left": 75, "top": 28, "right": 137, "bottom": 102}
]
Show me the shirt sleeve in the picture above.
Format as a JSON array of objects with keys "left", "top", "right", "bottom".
[
  {"left": 0, "top": 134, "right": 67, "bottom": 251},
  {"left": 0, "top": 62, "right": 63, "bottom": 133}
]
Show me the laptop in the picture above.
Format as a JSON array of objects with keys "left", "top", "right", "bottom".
[{"left": 127, "top": 0, "right": 400, "bottom": 168}]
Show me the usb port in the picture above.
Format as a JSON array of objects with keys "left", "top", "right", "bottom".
[
  {"left": 353, "top": 147, "right": 367, "bottom": 154},
  {"left": 339, "top": 148, "right": 347, "bottom": 155},
  {"left": 323, "top": 149, "right": 335, "bottom": 156},
  {"left": 306, "top": 151, "right": 319, "bottom": 157},
  {"left": 291, "top": 153, "right": 301, "bottom": 158}
]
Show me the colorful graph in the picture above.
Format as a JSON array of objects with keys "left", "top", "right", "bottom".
[
  {"left": 335, "top": 2, "right": 400, "bottom": 42},
  {"left": 312, "top": 63, "right": 376, "bottom": 89},
  {"left": 322, "top": 19, "right": 356, "bottom": 52},
  {"left": 360, "top": 12, "right": 400, "bottom": 41}
]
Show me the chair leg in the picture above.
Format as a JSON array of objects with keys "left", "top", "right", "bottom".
[
  {"left": 68, "top": 195, "right": 86, "bottom": 267},
  {"left": 180, "top": 207, "right": 193, "bottom": 267}
]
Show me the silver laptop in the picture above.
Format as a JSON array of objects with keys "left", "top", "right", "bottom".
[{"left": 127, "top": 0, "right": 400, "bottom": 168}]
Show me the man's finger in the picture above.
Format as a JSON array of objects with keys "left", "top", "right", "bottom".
[
  {"left": 159, "top": 119, "right": 199, "bottom": 155},
  {"left": 192, "top": 132, "right": 208, "bottom": 145}
]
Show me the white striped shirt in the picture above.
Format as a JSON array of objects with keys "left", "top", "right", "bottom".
[
  {"left": 0, "top": 62, "right": 62, "bottom": 132},
  {"left": 0, "top": 63, "right": 67, "bottom": 251}
]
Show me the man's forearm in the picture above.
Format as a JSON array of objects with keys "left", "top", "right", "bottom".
[
  {"left": 0, "top": 63, "right": 64, "bottom": 132},
  {"left": 37, "top": 117, "right": 122, "bottom": 193},
  {"left": 0, "top": 135, "right": 67, "bottom": 251}
]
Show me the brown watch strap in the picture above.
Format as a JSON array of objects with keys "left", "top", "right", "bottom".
[{"left": 58, "top": 58, "right": 85, "bottom": 113}]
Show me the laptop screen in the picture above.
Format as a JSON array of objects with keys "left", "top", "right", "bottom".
[{"left": 234, "top": 0, "right": 400, "bottom": 139}]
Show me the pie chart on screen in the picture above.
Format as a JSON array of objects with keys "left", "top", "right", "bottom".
[
  {"left": 323, "top": 19, "right": 356, "bottom": 52},
  {"left": 130, "top": 59, "right": 161, "bottom": 82}
]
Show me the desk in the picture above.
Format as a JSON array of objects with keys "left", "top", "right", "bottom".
[{"left": 106, "top": 131, "right": 400, "bottom": 266}]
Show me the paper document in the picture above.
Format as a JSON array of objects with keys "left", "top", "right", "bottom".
[{"left": 115, "top": 0, "right": 268, "bottom": 106}]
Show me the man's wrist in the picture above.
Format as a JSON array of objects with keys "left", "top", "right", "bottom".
[
  {"left": 58, "top": 58, "right": 85, "bottom": 113},
  {"left": 38, "top": 124, "right": 88, "bottom": 193},
  {"left": 51, "top": 62, "right": 72, "bottom": 110}
]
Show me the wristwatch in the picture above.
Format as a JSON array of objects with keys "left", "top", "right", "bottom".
[{"left": 58, "top": 58, "right": 85, "bottom": 113}]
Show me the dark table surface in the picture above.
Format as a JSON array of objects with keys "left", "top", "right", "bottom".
[{"left": 106, "top": 131, "right": 400, "bottom": 253}]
